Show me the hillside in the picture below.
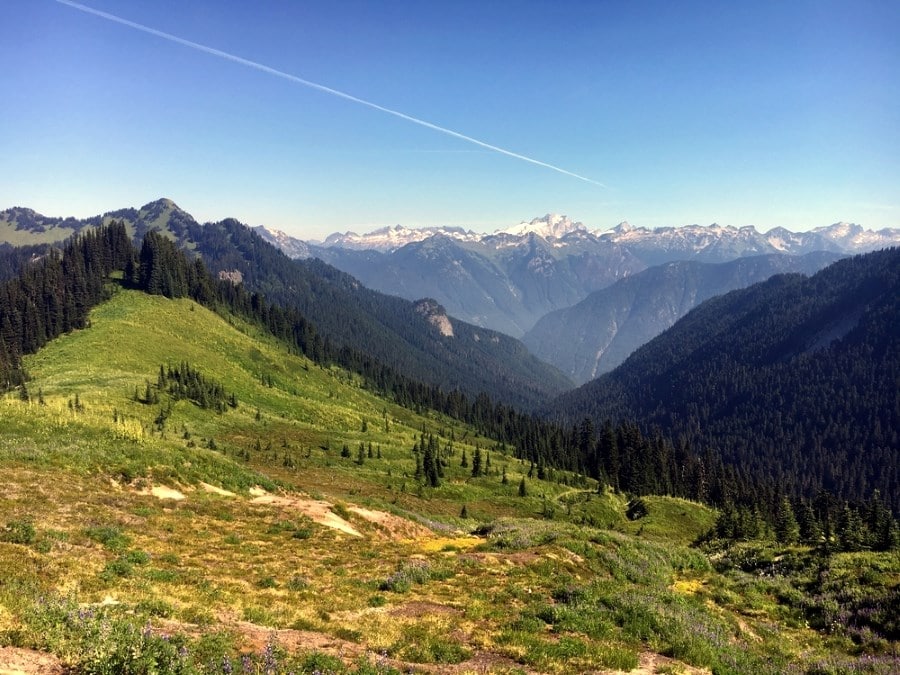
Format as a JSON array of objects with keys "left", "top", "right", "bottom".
[
  {"left": 187, "top": 219, "right": 573, "bottom": 410},
  {"left": 524, "top": 251, "right": 843, "bottom": 383},
  {"left": 0, "top": 200, "right": 572, "bottom": 410},
  {"left": 547, "top": 248, "right": 900, "bottom": 512},
  {"left": 2, "top": 286, "right": 896, "bottom": 674}
]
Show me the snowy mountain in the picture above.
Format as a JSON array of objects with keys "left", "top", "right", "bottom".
[
  {"left": 241, "top": 217, "right": 900, "bottom": 337},
  {"left": 253, "top": 225, "right": 311, "bottom": 259},
  {"left": 318, "top": 224, "right": 481, "bottom": 252},
  {"left": 500, "top": 213, "right": 587, "bottom": 239},
  {"left": 812, "top": 221, "right": 899, "bottom": 252}
]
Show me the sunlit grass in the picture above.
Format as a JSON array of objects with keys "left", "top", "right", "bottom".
[{"left": 1, "top": 289, "right": 895, "bottom": 673}]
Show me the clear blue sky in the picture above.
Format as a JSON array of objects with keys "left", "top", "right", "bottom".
[{"left": 1, "top": 0, "right": 897, "bottom": 239}]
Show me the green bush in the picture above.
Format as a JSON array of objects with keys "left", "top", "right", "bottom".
[
  {"left": 1, "top": 520, "right": 36, "bottom": 545},
  {"left": 85, "top": 525, "right": 131, "bottom": 551}
]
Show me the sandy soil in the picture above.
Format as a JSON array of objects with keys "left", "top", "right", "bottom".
[
  {"left": 199, "top": 482, "right": 236, "bottom": 497},
  {"left": 138, "top": 485, "right": 186, "bottom": 500},
  {"left": 0, "top": 647, "right": 64, "bottom": 675},
  {"left": 348, "top": 506, "right": 435, "bottom": 540},
  {"left": 249, "top": 489, "right": 362, "bottom": 537}
]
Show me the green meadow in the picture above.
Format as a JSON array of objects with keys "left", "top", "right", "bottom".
[{"left": 0, "top": 288, "right": 896, "bottom": 673}]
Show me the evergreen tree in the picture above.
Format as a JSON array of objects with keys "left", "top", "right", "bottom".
[
  {"left": 774, "top": 497, "right": 800, "bottom": 545},
  {"left": 837, "top": 503, "right": 866, "bottom": 552},
  {"left": 471, "top": 446, "right": 482, "bottom": 478},
  {"left": 422, "top": 436, "right": 440, "bottom": 487},
  {"left": 796, "top": 500, "right": 821, "bottom": 544}
]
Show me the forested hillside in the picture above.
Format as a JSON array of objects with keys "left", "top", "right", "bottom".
[
  {"left": 0, "top": 200, "right": 573, "bottom": 410},
  {"left": 184, "top": 218, "right": 573, "bottom": 410},
  {"left": 524, "top": 251, "right": 843, "bottom": 382},
  {"left": 548, "top": 249, "right": 900, "bottom": 512}
]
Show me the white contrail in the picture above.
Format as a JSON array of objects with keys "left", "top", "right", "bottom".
[{"left": 54, "top": 0, "right": 605, "bottom": 187}]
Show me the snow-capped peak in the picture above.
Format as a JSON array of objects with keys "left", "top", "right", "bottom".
[
  {"left": 320, "top": 223, "right": 480, "bottom": 252},
  {"left": 499, "top": 214, "right": 586, "bottom": 239},
  {"left": 253, "top": 225, "right": 311, "bottom": 259}
]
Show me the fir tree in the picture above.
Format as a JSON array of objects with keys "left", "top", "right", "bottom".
[
  {"left": 774, "top": 497, "right": 800, "bottom": 545},
  {"left": 423, "top": 436, "right": 440, "bottom": 487},
  {"left": 471, "top": 447, "right": 482, "bottom": 478}
]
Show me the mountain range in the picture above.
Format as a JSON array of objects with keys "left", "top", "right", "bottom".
[
  {"left": 6, "top": 221, "right": 895, "bottom": 673},
  {"left": 0, "top": 199, "right": 571, "bottom": 409},
  {"left": 256, "top": 214, "right": 900, "bottom": 337},
  {"left": 523, "top": 251, "right": 845, "bottom": 383}
]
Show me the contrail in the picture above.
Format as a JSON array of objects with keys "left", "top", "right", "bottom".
[{"left": 54, "top": 0, "right": 605, "bottom": 187}]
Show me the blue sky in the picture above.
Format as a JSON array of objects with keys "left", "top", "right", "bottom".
[{"left": 1, "top": 0, "right": 898, "bottom": 239}]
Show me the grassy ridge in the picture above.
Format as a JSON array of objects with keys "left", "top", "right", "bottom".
[{"left": 1, "top": 288, "right": 896, "bottom": 674}]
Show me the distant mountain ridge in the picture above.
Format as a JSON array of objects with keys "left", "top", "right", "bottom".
[
  {"left": 523, "top": 251, "right": 845, "bottom": 383},
  {"left": 252, "top": 215, "right": 899, "bottom": 337},
  {"left": 258, "top": 214, "right": 898, "bottom": 258}
]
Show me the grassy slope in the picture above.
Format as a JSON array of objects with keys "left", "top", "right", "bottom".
[
  {"left": 0, "top": 220, "right": 77, "bottom": 246},
  {"left": 0, "top": 289, "right": 894, "bottom": 674}
]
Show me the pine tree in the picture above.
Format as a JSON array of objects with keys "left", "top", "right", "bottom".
[
  {"left": 837, "top": 503, "right": 865, "bottom": 552},
  {"left": 518, "top": 477, "right": 527, "bottom": 497},
  {"left": 774, "top": 497, "right": 800, "bottom": 545},
  {"left": 471, "top": 447, "right": 482, "bottom": 478},
  {"left": 796, "top": 501, "right": 821, "bottom": 544},
  {"left": 422, "top": 438, "right": 440, "bottom": 487}
]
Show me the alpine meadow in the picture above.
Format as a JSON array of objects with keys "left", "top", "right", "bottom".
[
  {"left": 3, "top": 1, "right": 900, "bottom": 673},
  {"left": 0, "top": 213, "right": 897, "bottom": 674}
]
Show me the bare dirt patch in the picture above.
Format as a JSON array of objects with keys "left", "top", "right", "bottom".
[
  {"left": 183, "top": 615, "right": 537, "bottom": 674},
  {"left": 347, "top": 506, "right": 434, "bottom": 540},
  {"left": 249, "top": 490, "right": 361, "bottom": 537},
  {"left": 610, "top": 651, "right": 711, "bottom": 675},
  {"left": 0, "top": 647, "right": 64, "bottom": 675},
  {"left": 137, "top": 485, "right": 186, "bottom": 501},
  {"left": 199, "top": 482, "right": 236, "bottom": 497}
]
